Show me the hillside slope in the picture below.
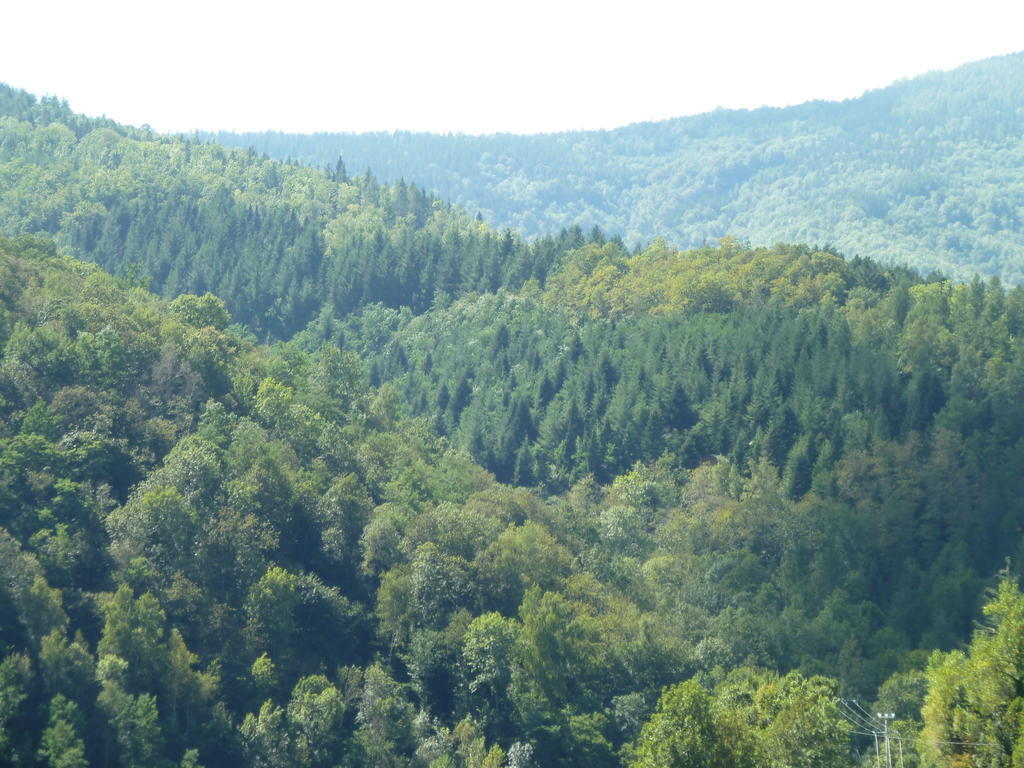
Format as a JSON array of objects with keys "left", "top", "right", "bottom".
[
  {"left": 0, "top": 83, "right": 574, "bottom": 340},
  {"left": 205, "top": 52, "right": 1024, "bottom": 282},
  {"left": 4, "top": 236, "right": 1024, "bottom": 767},
  {"left": 2, "top": 85, "right": 1024, "bottom": 766}
]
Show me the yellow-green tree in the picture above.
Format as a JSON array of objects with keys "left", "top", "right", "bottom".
[{"left": 919, "top": 577, "right": 1024, "bottom": 767}]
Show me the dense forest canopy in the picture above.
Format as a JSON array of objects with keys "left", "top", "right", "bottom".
[
  {"left": 205, "top": 52, "right": 1024, "bottom": 283},
  {"left": 0, "top": 81, "right": 575, "bottom": 340},
  {"left": 2, "top": 79, "right": 1024, "bottom": 767}
]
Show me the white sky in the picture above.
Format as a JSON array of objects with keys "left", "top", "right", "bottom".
[{"left": 2, "top": 0, "right": 1022, "bottom": 135}]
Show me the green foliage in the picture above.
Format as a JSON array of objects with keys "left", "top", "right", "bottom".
[
  {"left": 545, "top": 238, "right": 850, "bottom": 320},
  {"left": 515, "top": 587, "right": 587, "bottom": 711},
  {"left": 632, "top": 671, "right": 850, "bottom": 768},
  {"left": 97, "top": 669, "right": 164, "bottom": 768},
  {"left": 169, "top": 294, "right": 231, "bottom": 330},
  {"left": 3, "top": 92, "right": 1024, "bottom": 766},
  {"left": 239, "top": 700, "right": 291, "bottom": 768},
  {"left": 0, "top": 653, "right": 31, "bottom": 759},
  {"left": 245, "top": 566, "right": 300, "bottom": 656},
  {"left": 356, "top": 663, "right": 417, "bottom": 768},
  {"left": 0, "top": 88, "right": 579, "bottom": 339},
  {"left": 206, "top": 52, "right": 1024, "bottom": 283},
  {"left": 919, "top": 576, "right": 1024, "bottom": 767},
  {"left": 463, "top": 612, "right": 518, "bottom": 698},
  {"left": 38, "top": 694, "right": 87, "bottom": 768},
  {"left": 287, "top": 675, "right": 346, "bottom": 768},
  {"left": 475, "top": 522, "right": 571, "bottom": 614},
  {"left": 98, "top": 586, "right": 167, "bottom": 688},
  {"left": 718, "top": 670, "right": 851, "bottom": 768},
  {"left": 630, "top": 680, "right": 727, "bottom": 768}
]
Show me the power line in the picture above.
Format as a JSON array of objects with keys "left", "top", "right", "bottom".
[
  {"left": 837, "top": 700, "right": 884, "bottom": 768},
  {"left": 849, "top": 699, "right": 871, "bottom": 717},
  {"left": 838, "top": 700, "right": 882, "bottom": 733},
  {"left": 849, "top": 730, "right": 881, "bottom": 738},
  {"left": 841, "top": 700, "right": 997, "bottom": 763},
  {"left": 850, "top": 699, "right": 879, "bottom": 722},
  {"left": 878, "top": 712, "right": 895, "bottom": 768},
  {"left": 837, "top": 701, "right": 901, "bottom": 768},
  {"left": 897, "top": 735, "right": 996, "bottom": 748},
  {"left": 838, "top": 699, "right": 880, "bottom": 730}
]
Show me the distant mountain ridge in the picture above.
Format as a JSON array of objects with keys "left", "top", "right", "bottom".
[{"left": 203, "top": 52, "right": 1024, "bottom": 282}]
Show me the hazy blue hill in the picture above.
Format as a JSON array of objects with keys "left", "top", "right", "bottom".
[{"left": 204, "top": 52, "right": 1024, "bottom": 282}]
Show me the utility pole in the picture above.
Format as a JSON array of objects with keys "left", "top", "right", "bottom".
[
  {"left": 877, "top": 712, "right": 895, "bottom": 768},
  {"left": 838, "top": 698, "right": 904, "bottom": 767}
]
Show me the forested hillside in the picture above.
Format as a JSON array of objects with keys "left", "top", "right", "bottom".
[
  {"left": 334, "top": 234, "right": 1024, "bottom": 677},
  {"left": 2, "top": 84, "right": 1024, "bottom": 767},
  {"left": 205, "top": 52, "right": 1024, "bottom": 283},
  {"left": 0, "top": 83, "right": 575, "bottom": 340}
]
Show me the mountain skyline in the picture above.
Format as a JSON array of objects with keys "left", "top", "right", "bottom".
[
  {"left": 2, "top": 1, "right": 1020, "bottom": 134},
  {"left": 206, "top": 52, "right": 1024, "bottom": 284}
]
